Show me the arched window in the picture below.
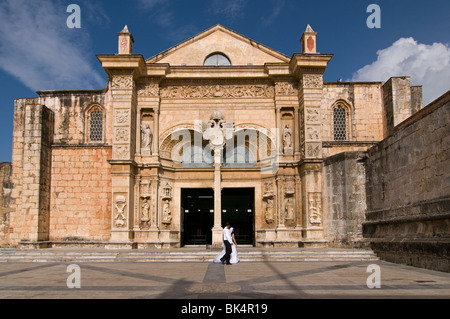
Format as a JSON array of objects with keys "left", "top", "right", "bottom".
[
  {"left": 86, "top": 105, "right": 105, "bottom": 143},
  {"left": 333, "top": 104, "right": 348, "bottom": 141},
  {"left": 204, "top": 53, "right": 232, "bottom": 66}
]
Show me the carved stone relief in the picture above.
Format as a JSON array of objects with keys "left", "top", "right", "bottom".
[
  {"left": 161, "top": 182, "right": 173, "bottom": 225},
  {"left": 301, "top": 74, "right": 323, "bottom": 89},
  {"left": 284, "top": 177, "right": 295, "bottom": 221},
  {"left": 137, "top": 78, "right": 160, "bottom": 97},
  {"left": 113, "top": 195, "right": 127, "bottom": 228},
  {"left": 115, "top": 127, "right": 129, "bottom": 142},
  {"left": 114, "top": 110, "right": 130, "bottom": 125},
  {"left": 160, "top": 83, "right": 275, "bottom": 99},
  {"left": 114, "top": 145, "right": 130, "bottom": 159},
  {"left": 275, "top": 82, "right": 297, "bottom": 96},
  {"left": 306, "top": 108, "right": 320, "bottom": 123},
  {"left": 306, "top": 143, "right": 321, "bottom": 158},
  {"left": 111, "top": 75, "right": 134, "bottom": 89},
  {"left": 139, "top": 180, "right": 151, "bottom": 229},
  {"left": 306, "top": 126, "right": 320, "bottom": 141},
  {"left": 263, "top": 181, "right": 275, "bottom": 224},
  {"left": 308, "top": 193, "right": 322, "bottom": 225}
]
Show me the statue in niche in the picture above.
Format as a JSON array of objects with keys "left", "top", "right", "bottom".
[
  {"left": 283, "top": 124, "right": 293, "bottom": 155},
  {"left": 285, "top": 197, "right": 295, "bottom": 220},
  {"left": 141, "top": 124, "right": 153, "bottom": 153},
  {"left": 114, "top": 195, "right": 127, "bottom": 228},
  {"left": 162, "top": 200, "right": 172, "bottom": 225},
  {"left": 141, "top": 198, "right": 150, "bottom": 223},
  {"left": 265, "top": 198, "right": 274, "bottom": 224}
]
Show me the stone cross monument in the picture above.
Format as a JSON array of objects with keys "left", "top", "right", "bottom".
[{"left": 203, "top": 111, "right": 234, "bottom": 247}]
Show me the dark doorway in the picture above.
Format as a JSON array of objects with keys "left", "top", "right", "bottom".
[
  {"left": 221, "top": 188, "right": 255, "bottom": 246},
  {"left": 181, "top": 189, "right": 214, "bottom": 246}
]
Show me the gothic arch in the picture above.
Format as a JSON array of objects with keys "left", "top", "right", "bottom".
[
  {"left": 330, "top": 100, "right": 352, "bottom": 141},
  {"left": 84, "top": 104, "right": 106, "bottom": 143}
]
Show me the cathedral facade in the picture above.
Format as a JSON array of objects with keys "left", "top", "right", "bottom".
[{"left": 2, "top": 24, "right": 425, "bottom": 249}]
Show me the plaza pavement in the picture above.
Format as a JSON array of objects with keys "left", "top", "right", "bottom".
[{"left": 0, "top": 258, "right": 449, "bottom": 299}]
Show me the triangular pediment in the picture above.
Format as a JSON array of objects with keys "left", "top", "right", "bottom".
[{"left": 146, "top": 25, "right": 290, "bottom": 66}]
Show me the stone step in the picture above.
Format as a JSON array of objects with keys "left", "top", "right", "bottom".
[{"left": 0, "top": 249, "right": 379, "bottom": 263}]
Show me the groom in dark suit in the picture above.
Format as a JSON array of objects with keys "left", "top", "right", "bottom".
[{"left": 220, "top": 222, "right": 233, "bottom": 265}]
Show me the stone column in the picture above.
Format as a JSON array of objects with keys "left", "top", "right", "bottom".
[{"left": 212, "top": 149, "right": 223, "bottom": 248}]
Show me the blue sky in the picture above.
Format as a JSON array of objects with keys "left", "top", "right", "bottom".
[{"left": 0, "top": 0, "right": 449, "bottom": 162}]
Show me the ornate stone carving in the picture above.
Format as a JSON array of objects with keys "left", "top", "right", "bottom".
[
  {"left": 306, "top": 108, "right": 320, "bottom": 123},
  {"left": 302, "top": 74, "right": 323, "bottom": 89},
  {"left": 137, "top": 78, "right": 159, "bottom": 97},
  {"left": 114, "top": 110, "right": 130, "bottom": 125},
  {"left": 275, "top": 82, "right": 297, "bottom": 96},
  {"left": 111, "top": 75, "right": 134, "bottom": 89},
  {"left": 114, "top": 145, "right": 129, "bottom": 159},
  {"left": 306, "top": 143, "right": 321, "bottom": 157},
  {"left": 113, "top": 195, "right": 127, "bottom": 228},
  {"left": 139, "top": 180, "right": 151, "bottom": 228},
  {"left": 161, "top": 182, "right": 173, "bottom": 225},
  {"left": 284, "top": 177, "right": 295, "bottom": 195},
  {"left": 115, "top": 127, "right": 129, "bottom": 142},
  {"left": 203, "top": 111, "right": 234, "bottom": 150},
  {"left": 160, "top": 84, "right": 275, "bottom": 99},
  {"left": 306, "top": 126, "right": 320, "bottom": 141},
  {"left": 308, "top": 193, "right": 322, "bottom": 225},
  {"left": 263, "top": 181, "right": 275, "bottom": 224}
]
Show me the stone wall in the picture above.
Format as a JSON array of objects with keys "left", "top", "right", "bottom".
[
  {"left": 50, "top": 146, "right": 112, "bottom": 242},
  {"left": 363, "top": 91, "right": 450, "bottom": 272},
  {"left": 9, "top": 102, "right": 54, "bottom": 245},
  {"left": 323, "top": 152, "right": 367, "bottom": 247}
]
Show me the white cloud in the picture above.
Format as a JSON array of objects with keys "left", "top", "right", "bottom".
[
  {"left": 0, "top": 0, "right": 105, "bottom": 91},
  {"left": 262, "top": 0, "right": 286, "bottom": 27},
  {"left": 350, "top": 37, "right": 450, "bottom": 105},
  {"left": 138, "top": 0, "right": 174, "bottom": 28},
  {"left": 209, "top": 0, "right": 246, "bottom": 20}
]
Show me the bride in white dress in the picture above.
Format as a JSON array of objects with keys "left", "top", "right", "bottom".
[{"left": 213, "top": 227, "right": 240, "bottom": 264}]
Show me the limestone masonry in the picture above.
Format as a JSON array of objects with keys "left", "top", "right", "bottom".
[{"left": 0, "top": 25, "right": 448, "bottom": 271}]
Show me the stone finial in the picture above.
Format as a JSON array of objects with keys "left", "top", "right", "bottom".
[
  {"left": 118, "top": 25, "right": 134, "bottom": 55},
  {"left": 301, "top": 24, "right": 318, "bottom": 54},
  {"left": 305, "top": 24, "right": 315, "bottom": 33}
]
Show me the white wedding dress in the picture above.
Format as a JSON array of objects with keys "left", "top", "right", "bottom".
[{"left": 213, "top": 228, "right": 240, "bottom": 264}]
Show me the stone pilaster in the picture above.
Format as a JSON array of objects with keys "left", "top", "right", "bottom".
[
  {"left": 98, "top": 50, "right": 146, "bottom": 247},
  {"left": 290, "top": 52, "right": 332, "bottom": 245},
  {"left": 16, "top": 104, "right": 54, "bottom": 246},
  {"left": 109, "top": 70, "right": 137, "bottom": 244}
]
